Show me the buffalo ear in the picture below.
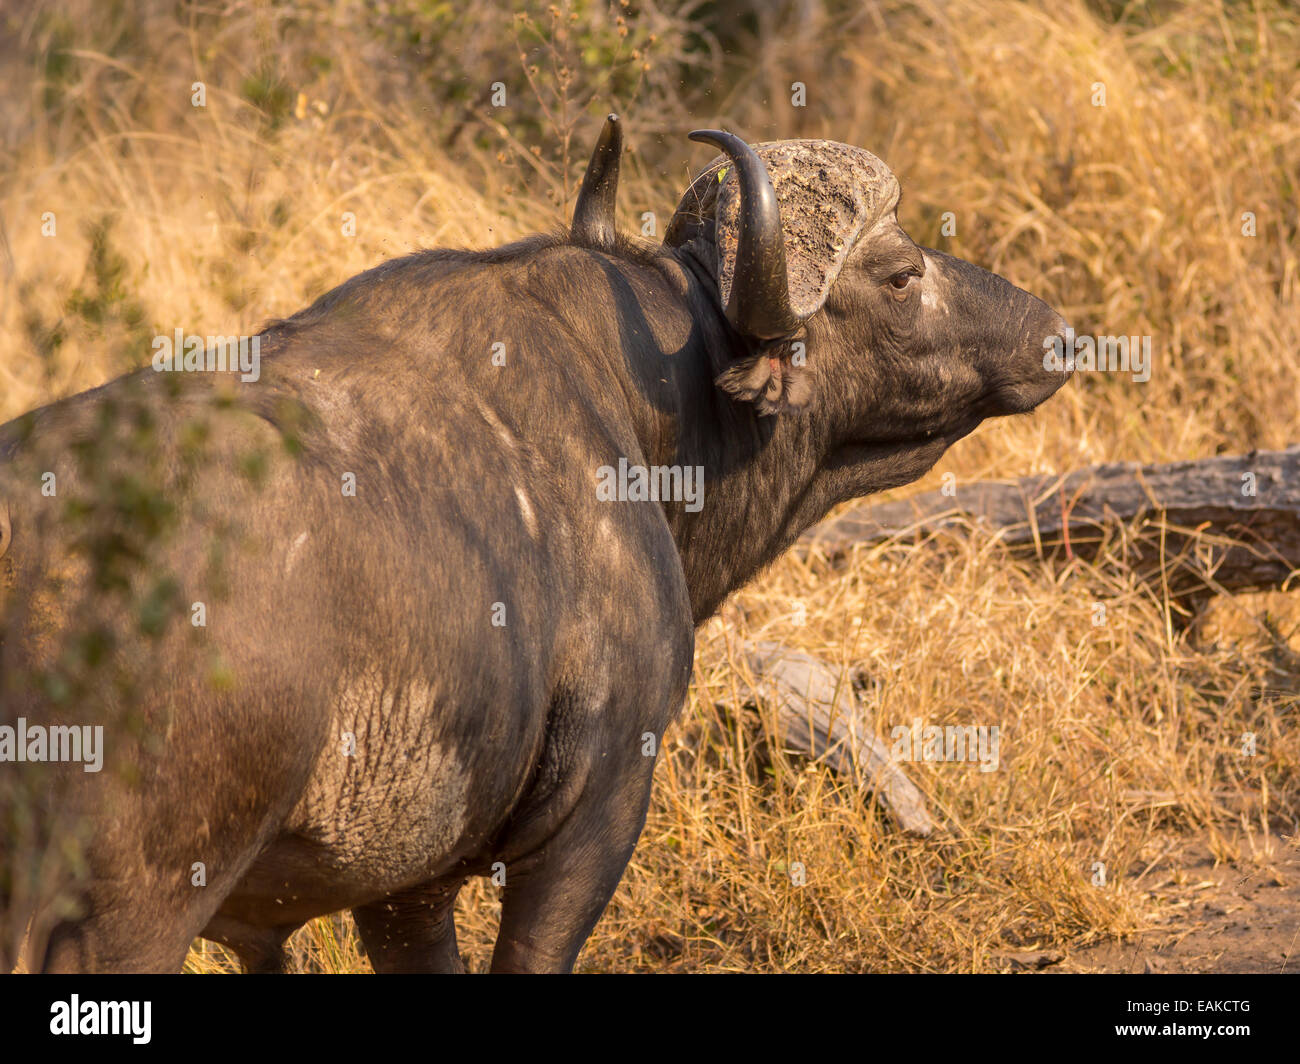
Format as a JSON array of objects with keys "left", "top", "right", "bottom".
[
  {"left": 665, "top": 138, "right": 900, "bottom": 414},
  {"left": 714, "top": 348, "right": 815, "bottom": 415},
  {"left": 570, "top": 114, "right": 622, "bottom": 249}
]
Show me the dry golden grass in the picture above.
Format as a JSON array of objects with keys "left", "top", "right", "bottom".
[{"left": 2, "top": 0, "right": 1297, "bottom": 972}]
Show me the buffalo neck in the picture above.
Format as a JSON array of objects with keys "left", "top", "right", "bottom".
[{"left": 621, "top": 250, "right": 839, "bottom": 623}]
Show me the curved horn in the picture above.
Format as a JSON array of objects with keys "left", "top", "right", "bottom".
[
  {"left": 688, "top": 129, "right": 801, "bottom": 340},
  {"left": 571, "top": 113, "right": 623, "bottom": 249}
]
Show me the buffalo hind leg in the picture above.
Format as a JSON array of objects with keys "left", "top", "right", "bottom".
[
  {"left": 352, "top": 879, "right": 466, "bottom": 973},
  {"left": 491, "top": 767, "right": 655, "bottom": 973},
  {"left": 41, "top": 912, "right": 195, "bottom": 974}
]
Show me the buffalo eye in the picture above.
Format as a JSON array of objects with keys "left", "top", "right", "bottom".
[{"left": 887, "top": 269, "right": 919, "bottom": 296}]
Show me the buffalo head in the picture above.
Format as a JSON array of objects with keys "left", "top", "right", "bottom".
[
  {"left": 661, "top": 132, "right": 1071, "bottom": 436},
  {"left": 570, "top": 117, "right": 1071, "bottom": 615},
  {"left": 575, "top": 118, "right": 1069, "bottom": 437}
]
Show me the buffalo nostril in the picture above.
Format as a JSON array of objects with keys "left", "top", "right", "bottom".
[{"left": 1039, "top": 313, "right": 1073, "bottom": 375}]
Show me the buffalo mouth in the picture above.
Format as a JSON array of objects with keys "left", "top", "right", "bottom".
[{"left": 984, "top": 370, "right": 1072, "bottom": 417}]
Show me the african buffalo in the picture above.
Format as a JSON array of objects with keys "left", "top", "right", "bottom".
[{"left": 0, "top": 116, "right": 1069, "bottom": 972}]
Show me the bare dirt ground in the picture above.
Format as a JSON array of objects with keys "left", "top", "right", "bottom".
[{"left": 1043, "top": 836, "right": 1300, "bottom": 974}]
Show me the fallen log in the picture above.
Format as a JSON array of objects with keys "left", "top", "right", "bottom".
[
  {"left": 802, "top": 446, "right": 1300, "bottom": 599},
  {"left": 736, "top": 640, "right": 935, "bottom": 836},
  {"left": 740, "top": 448, "right": 1300, "bottom": 833}
]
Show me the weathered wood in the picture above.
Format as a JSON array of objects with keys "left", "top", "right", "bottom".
[
  {"left": 802, "top": 446, "right": 1300, "bottom": 598},
  {"left": 736, "top": 640, "right": 935, "bottom": 836},
  {"left": 738, "top": 448, "right": 1300, "bottom": 833}
]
